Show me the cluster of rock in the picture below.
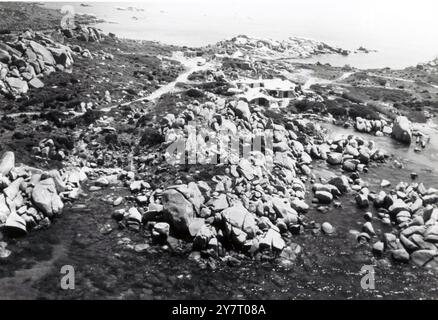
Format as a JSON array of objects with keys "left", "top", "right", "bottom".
[
  {"left": 32, "top": 138, "right": 68, "bottom": 161},
  {"left": 355, "top": 115, "right": 418, "bottom": 146},
  {"left": 214, "top": 35, "right": 349, "bottom": 60},
  {"left": 353, "top": 177, "right": 438, "bottom": 269},
  {"left": 325, "top": 134, "right": 388, "bottom": 172},
  {"left": 98, "top": 95, "right": 361, "bottom": 264},
  {"left": 0, "top": 151, "right": 87, "bottom": 237},
  {"left": 416, "top": 57, "right": 438, "bottom": 73},
  {"left": 355, "top": 117, "right": 392, "bottom": 137},
  {"left": 0, "top": 29, "right": 75, "bottom": 97},
  {"left": 61, "top": 25, "right": 106, "bottom": 43}
]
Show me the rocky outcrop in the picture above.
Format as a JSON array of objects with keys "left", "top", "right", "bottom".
[
  {"left": 214, "top": 35, "right": 350, "bottom": 60},
  {"left": 0, "top": 151, "right": 86, "bottom": 236},
  {"left": 0, "top": 29, "right": 95, "bottom": 98}
]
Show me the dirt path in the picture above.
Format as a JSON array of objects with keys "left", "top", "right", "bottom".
[
  {"left": 2, "top": 52, "right": 214, "bottom": 118},
  {"left": 101, "top": 52, "right": 214, "bottom": 111}
]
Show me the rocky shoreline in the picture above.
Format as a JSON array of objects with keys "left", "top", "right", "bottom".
[{"left": 1, "top": 2, "right": 438, "bottom": 299}]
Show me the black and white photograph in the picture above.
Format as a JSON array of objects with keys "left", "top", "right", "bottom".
[{"left": 0, "top": 0, "right": 437, "bottom": 306}]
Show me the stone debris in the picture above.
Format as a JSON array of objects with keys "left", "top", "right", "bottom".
[
  {"left": 0, "top": 28, "right": 99, "bottom": 99},
  {"left": 0, "top": 151, "right": 86, "bottom": 237}
]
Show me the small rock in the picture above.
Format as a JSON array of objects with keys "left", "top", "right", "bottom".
[{"left": 321, "top": 222, "right": 334, "bottom": 235}]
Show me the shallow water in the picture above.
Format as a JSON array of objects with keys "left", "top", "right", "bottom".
[{"left": 1, "top": 121, "right": 438, "bottom": 299}]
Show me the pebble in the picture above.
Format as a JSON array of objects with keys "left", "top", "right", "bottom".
[
  {"left": 113, "top": 197, "right": 123, "bottom": 206},
  {"left": 321, "top": 222, "right": 334, "bottom": 235}
]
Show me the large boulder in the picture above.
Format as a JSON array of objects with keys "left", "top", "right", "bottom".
[
  {"left": 222, "top": 202, "right": 258, "bottom": 246},
  {"left": 5, "top": 77, "right": 28, "bottom": 95},
  {"left": 391, "top": 116, "right": 412, "bottom": 144},
  {"left": 0, "top": 49, "right": 11, "bottom": 64},
  {"left": 327, "top": 152, "right": 343, "bottom": 165},
  {"left": 315, "top": 191, "right": 333, "bottom": 204},
  {"left": 235, "top": 100, "right": 251, "bottom": 122},
  {"left": 0, "top": 194, "right": 11, "bottom": 223},
  {"left": 29, "top": 41, "right": 56, "bottom": 66},
  {"left": 161, "top": 183, "right": 204, "bottom": 237},
  {"left": 0, "top": 151, "right": 15, "bottom": 175},
  {"left": 169, "top": 182, "right": 204, "bottom": 215},
  {"left": 48, "top": 46, "right": 74, "bottom": 68},
  {"left": 328, "top": 175, "right": 350, "bottom": 194},
  {"left": 162, "top": 189, "right": 194, "bottom": 236},
  {"left": 271, "top": 197, "right": 298, "bottom": 221},
  {"left": 411, "top": 250, "right": 438, "bottom": 270},
  {"left": 31, "top": 178, "right": 64, "bottom": 217},
  {"left": 259, "top": 228, "right": 285, "bottom": 251}
]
